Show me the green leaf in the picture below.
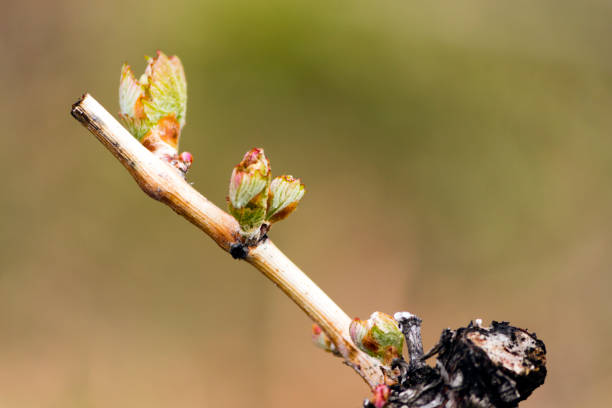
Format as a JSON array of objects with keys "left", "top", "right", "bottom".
[
  {"left": 142, "top": 52, "right": 187, "bottom": 128},
  {"left": 266, "top": 175, "right": 305, "bottom": 223},
  {"left": 227, "top": 148, "right": 272, "bottom": 238},
  {"left": 118, "top": 52, "right": 187, "bottom": 143}
]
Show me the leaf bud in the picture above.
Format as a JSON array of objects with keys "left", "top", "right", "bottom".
[
  {"left": 266, "top": 175, "right": 305, "bottom": 223},
  {"left": 119, "top": 51, "right": 189, "bottom": 175},
  {"left": 349, "top": 312, "right": 404, "bottom": 365},
  {"left": 228, "top": 148, "right": 271, "bottom": 240},
  {"left": 312, "top": 324, "right": 339, "bottom": 356}
]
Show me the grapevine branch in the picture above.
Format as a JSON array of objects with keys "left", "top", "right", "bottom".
[
  {"left": 70, "top": 93, "right": 384, "bottom": 388},
  {"left": 72, "top": 93, "right": 548, "bottom": 407}
]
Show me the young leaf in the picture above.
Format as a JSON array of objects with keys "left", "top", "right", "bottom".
[
  {"left": 228, "top": 148, "right": 271, "bottom": 238},
  {"left": 118, "top": 51, "right": 191, "bottom": 175},
  {"left": 266, "top": 175, "right": 305, "bottom": 223}
]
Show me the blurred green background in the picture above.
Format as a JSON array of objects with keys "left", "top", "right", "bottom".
[{"left": 2, "top": 0, "right": 611, "bottom": 407}]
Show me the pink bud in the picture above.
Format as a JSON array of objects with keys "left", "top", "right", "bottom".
[
  {"left": 242, "top": 147, "right": 265, "bottom": 167},
  {"left": 180, "top": 151, "right": 193, "bottom": 165},
  {"left": 373, "top": 384, "right": 390, "bottom": 408}
]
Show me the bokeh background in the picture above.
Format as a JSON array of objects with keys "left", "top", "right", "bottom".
[{"left": 2, "top": 0, "right": 611, "bottom": 407}]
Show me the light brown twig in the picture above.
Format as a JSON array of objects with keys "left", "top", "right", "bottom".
[{"left": 71, "top": 93, "right": 384, "bottom": 388}]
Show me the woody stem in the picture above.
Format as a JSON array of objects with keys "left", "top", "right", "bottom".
[{"left": 70, "top": 93, "right": 384, "bottom": 389}]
